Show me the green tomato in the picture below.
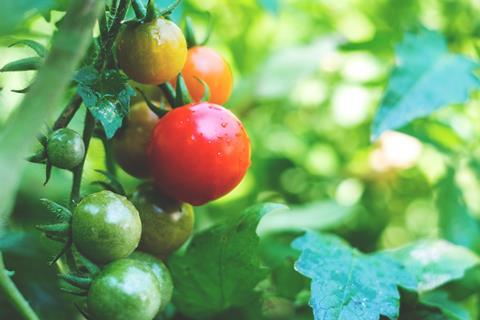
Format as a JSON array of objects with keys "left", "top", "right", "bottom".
[
  {"left": 88, "top": 259, "right": 162, "bottom": 320},
  {"left": 131, "top": 183, "right": 194, "bottom": 258},
  {"left": 47, "top": 128, "right": 85, "bottom": 169},
  {"left": 72, "top": 191, "right": 141, "bottom": 264},
  {"left": 129, "top": 251, "right": 173, "bottom": 311}
]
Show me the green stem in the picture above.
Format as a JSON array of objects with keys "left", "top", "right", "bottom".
[
  {"left": 0, "top": 253, "right": 39, "bottom": 320},
  {"left": 102, "top": 137, "right": 117, "bottom": 177},
  {"left": 52, "top": 95, "right": 82, "bottom": 130},
  {"left": 132, "top": 0, "right": 147, "bottom": 19},
  {"left": 70, "top": 111, "right": 96, "bottom": 205}
]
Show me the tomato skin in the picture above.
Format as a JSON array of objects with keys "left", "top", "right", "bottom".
[
  {"left": 87, "top": 259, "right": 162, "bottom": 320},
  {"left": 129, "top": 251, "right": 174, "bottom": 311},
  {"left": 113, "top": 102, "right": 159, "bottom": 178},
  {"left": 47, "top": 128, "right": 85, "bottom": 169},
  {"left": 179, "top": 46, "right": 233, "bottom": 105},
  {"left": 131, "top": 183, "right": 194, "bottom": 257},
  {"left": 72, "top": 191, "right": 142, "bottom": 264},
  {"left": 148, "top": 102, "right": 251, "bottom": 205},
  {"left": 116, "top": 18, "right": 187, "bottom": 85}
]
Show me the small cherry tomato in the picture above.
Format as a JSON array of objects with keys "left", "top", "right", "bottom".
[
  {"left": 113, "top": 101, "right": 159, "bottom": 178},
  {"left": 87, "top": 259, "right": 162, "bottom": 320},
  {"left": 47, "top": 128, "right": 85, "bottom": 169},
  {"left": 116, "top": 18, "right": 187, "bottom": 85},
  {"left": 72, "top": 191, "right": 141, "bottom": 264},
  {"left": 177, "top": 46, "right": 233, "bottom": 105},
  {"left": 129, "top": 251, "right": 174, "bottom": 311},
  {"left": 131, "top": 183, "right": 194, "bottom": 257},
  {"left": 148, "top": 102, "right": 251, "bottom": 205}
]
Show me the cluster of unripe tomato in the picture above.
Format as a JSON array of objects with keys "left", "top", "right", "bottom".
[{"left": 38, "top": 10, "right": 251, "bottom": 320}]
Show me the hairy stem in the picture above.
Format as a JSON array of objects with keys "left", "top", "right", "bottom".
[
  {"left": 102, "top": 137, "right": 117, "bottom": 177},
  {"left": 0, "top": 253, "right": 39, "bottom": 320},
  {"left": 52, "top": 95, "right": 83, "bottom": 130}
]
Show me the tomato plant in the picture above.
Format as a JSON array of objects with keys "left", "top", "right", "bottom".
[
  {"left": 2, "top": 1, "right": 480, "bottom": 320},
  {"left": 148, "top": 102, "right": 251, "bottom": 205}
]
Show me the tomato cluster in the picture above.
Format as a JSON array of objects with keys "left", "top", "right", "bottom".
[{"left": 36, "top": 5, "right": 251, "bottom": 320}]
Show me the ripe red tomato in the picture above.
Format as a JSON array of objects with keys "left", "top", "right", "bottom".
[
  {"left": 179, "top": 46, "right": 233, "bottom": 105},
  {"left": 148, "top": 102, "right": 250, "bottom": 205}
]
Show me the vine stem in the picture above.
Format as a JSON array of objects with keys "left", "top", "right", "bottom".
[{"left": 0, "top": 253, "right": 39, "bottom": 320}]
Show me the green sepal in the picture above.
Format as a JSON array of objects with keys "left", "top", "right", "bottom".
[
  {"left": 36, "top": 223, "right": 70, "bottom": 237},
  {"left": 45, "top": 233, "right": 68, "bottom": 243},
  {"left": 174, "top": 73, "right": 193, "bottom": 107},
  {"left": 158, "top": 0, "right": 182, "bottom": 17},
  {"left": 194, "top": 76, "right": 211, "bottom": 102},
  {"left": 0, "top": 57, "right": 43, "bottom": 72},
  {"left": 75, "top": 303, "right": 93, "bottom": 320},
  {"left": 40, "top": 199, "right": 72, "bottom": 222},
  {"left": 185, "top": 17, "right": 197, "bottom": 48},
  {"left": 144, "top": 0, "right": 158, "bottom": 22},
  {"left": 132, "top": 0, "right": 147, "bottom": 19},
  {"left": 159, "top": 83, "right": 176, "bottom": 106},
  {"left": 59, "top": 273, "right": 92, "bottom": 290},
  {"left": 44, "top": 162, "right": 52, "bottom": 186},
  {"left": 136, "top": 87, "right": 168, "bottom": 117},
  {"left": 11, "top": 85, "right": 31, "bottom": 94},
  {"left": 49, "top": 238, "right": 73, "bottom": 266},
  {"left": 9, "top": 40, "right": 47, "bottom": 58},
  {"left": 27, "top": 148, "right": 47, "bottom": 164},
  {"left": 60, "top": 284, "right": 88, "bottom": 296},
  {"left": 199, "top": 13, "right": 214, "bottom": 46},
  {"left": 92, "top": 169, "right": 126, "bottom": 196},
  {"left": 73, "top": 248, "right": 101, "bottom": 276},
  {"left": 6, "top": 270, "right": 15, "bottom": 277}
]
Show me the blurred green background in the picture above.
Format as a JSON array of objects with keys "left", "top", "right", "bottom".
[{"left": 1, "top": 0, "right": 480, "bottom": 319}]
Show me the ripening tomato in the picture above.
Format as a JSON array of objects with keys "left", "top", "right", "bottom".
[
  {"left": 116, "top": 18, "right": 187, "bottom": 85},
  {"left": 176, "top": 46, "right": 233, "bottom": 105},
  {"left": 113, "top": 101, "right": 159, "bottom": 178},
  {"left": 148, "top": 102, "right": 250, "bottom": 205}
]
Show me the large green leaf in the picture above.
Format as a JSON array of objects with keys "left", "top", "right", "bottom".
[
  {"left": 420, "top": 291, "right": 471, "bottom": 320},
  {"left": 74, "top": 66, "right": 135, "bottom": 139},
  {"left": 372, "top": 29, "right": 480, "bottom": 139},
  {"left": 292, "top": 232, "right": 416, "bottom": 320},
  {"left": 169, "top": 203, "right": 285, "bottom": 319},
  {"left": 387, "top": 239, "right": 480, "bottom": 291},
  {"left": 435, "top": 168, "right": 480, "bottom": 253}
]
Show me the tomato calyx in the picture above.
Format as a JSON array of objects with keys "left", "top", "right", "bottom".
[{"left": 184, "top": 15, "right": 214, "bottom": 49}]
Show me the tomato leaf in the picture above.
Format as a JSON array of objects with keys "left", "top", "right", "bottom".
[
  {"left": 435, "top": 168, "right": 480, "bottom": 253},
  {"left": 74, "top": 66, "right": 136, "bottom": 139},
  {"left": 387, "top": 239, "right": 480, "bottom": 292},
  {"left": 169, "top": 203, "right": 286, "bottom": 319},
  {"left": 292, "top": 232, "right": 416, "bottom": 320},
  {"left": 292, "top": 233, "right": 480, "bottom": 320},
  {"left": 372, "top": 28, "right": 480, "bottom": 140},
  {"left": 420, "top": 291, "right": 471, "bottom": 320}
]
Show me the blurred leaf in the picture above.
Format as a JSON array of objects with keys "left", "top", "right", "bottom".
[
  {"left": 74, "top": 66, "right": 136, "bottom": 139},
  {"left": 372, "top": 28, "right": 480, "bottom": 139},
  {"left": 0, "top": 57, "right": 43, "bottom": 72},
  {"left": 256, "top": 39, "right": 337, "bottom": 99},
  {"left": 292, "top": 232, "right": 416, "bottom": 320},
  {"left": 435, "top": 168, "right": 480, "bottom": 252},
  {"left": 419, "top": 291, "right": 470, "bottom": 320},
  {"left": 258, "top": 0, "right": 279, "bottom": 14},
  {"left": 169, "top": 203, "right": 284, "bottom": 319},
  {"left": 387, "top": 239, "right": 480, "bottom": 291},
  {"left": 400, "top": 120, "right": 464, "bottom": 153},
  {"left": 0, "top": 0, "right": 52, "bottom": 35},
  {"left": 9, "top": 40, "right": 47, "bottom": 58},
  {"left": 257, "top": 201, "right": 356, "bottom": 236}
]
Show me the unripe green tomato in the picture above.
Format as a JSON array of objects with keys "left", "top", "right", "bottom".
[
  {"left": 113, "top": 101, "right": 159, "bottom": 178},
  {"left": 116, "top": 18, "right": 187, "bottom": 85},
  {"left": 88, "top": 259, "right": 162, "bottom": 320},
  {"left": 72, "top": 191, "right": 141, "bottom": 264},
  {"left": 46, "top": 128, "right": 85, "bottom": 169},
  {"left": 131, "top": 183, "right": 194, "bottom": 258},
  {"left": 129, "top": 251, "right": 173, "bottom": 311}
]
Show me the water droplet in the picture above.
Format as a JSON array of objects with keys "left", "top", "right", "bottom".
[{"left": 221, "top": 122, "right": 228, "bottom": 128}]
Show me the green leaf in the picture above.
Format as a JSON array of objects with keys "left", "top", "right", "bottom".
[
  {"left": 435, "top": 168, "right": 480, "bottom": 252},
  {"left": 387, "top": 239, "right": 480, "bottom": 291},
  {"left": 0, "top": 57, "right": 43, "bottom": 72},
  {"left": 292, "top": 232, "right": 416, "bottom": 320},
  {"left": 420, "top": 291, "right": 471, "bottom": 320},
  {"left": 9, "top": 40, "right": 47, "bottom": 58},
  {"left": 74, "top": 66, "right": 136, "bottom": 139},
  {"left": 257, "top": 201, "right": 357, "bottom": 236},
  {"left": 169, "top": 203, "right": 285, "bottom": 319},
  {"left": 372, "top": 29, "right": 480, "bottom": 139}
]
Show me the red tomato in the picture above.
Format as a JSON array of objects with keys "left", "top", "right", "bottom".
[
  {"left": 180, "top": 46, "right": 233, "bottom": 105},
  {"left": 148, "top": 102, "right": 250, "bottom": 205}
]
